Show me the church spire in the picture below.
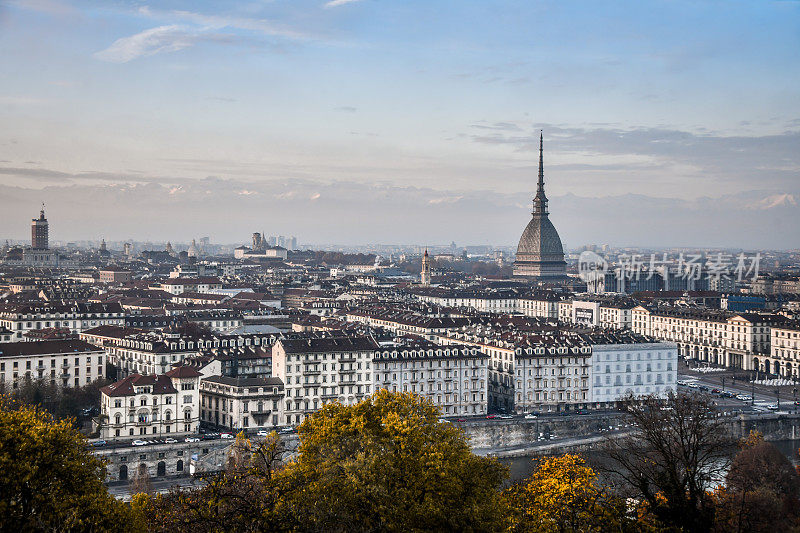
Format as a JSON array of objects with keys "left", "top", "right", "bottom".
[{"left": 532, "top": 130, "right": 548, "bottom": 215}]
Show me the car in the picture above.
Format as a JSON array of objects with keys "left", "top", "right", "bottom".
[
  {"left": 486, "top": 414, "right": 497, "bottom": 419},
  {"left": 201, "top": 433, "right": 220, "bottom": 440},
  {"left": 220, "top": 433, "right": 234, "bottom": 439},
  {"left": 687, "top": 382, "right": 700, "bottom": 389},
  {"left": 438, "top": 418, "right": 448, "bottom": 423},
  {"left": 164, "top": 437, "right": 178, "bottom": 444},
  {"left": 767, "top": 404, "right": 779, "bottom": 410},
  {"left": 720, "top": 391, "right": 735, "bottom": 398},
  {"left": 711, "top": 388, "right": 721, "bottom": 394},
  {"left": 132, "top": 439, "right": 147, "bottom": 446},
  {"left": 499, "top": 415, "right": 513, "bottom": 419},
  {"left": 736, "top": 394, "right": 753, "bottom": 401},
  {"left": 91, "top": 440, "right": 107, "bottom": 447},
  {"left": 676, "top": 380, "right": 688, "bottom": 386},
  {"left": 456, "top": 418, "right": 467, "bottom": 422},
  {"left": 280, "top": 426, "right": 295, "bottom": 434},
  {"left": 698, "top": 385, "right": 710, "bottom": 392},
  {"left": 524, "top": 413, "right": 538, "bottom": 419},
  {"left": 184, "top": 437, "right": 200, "bottom": 443},
  {"left": 574, "top": 409, "right": 587, "bottom": 415},
  {"left": 256, "top": 430, "right": 269, "bottom": 437}
]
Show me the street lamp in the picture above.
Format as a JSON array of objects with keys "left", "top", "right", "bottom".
[
  {"left": 793, "top": 387, "right": 797, "bottom": 414},
  {"left": 776, "top": 387, "right": 781, "bottom": 411}
]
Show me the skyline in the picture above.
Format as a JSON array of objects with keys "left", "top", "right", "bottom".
[{"left": 1, "top": 0, "right": 799, "bottom": 248}]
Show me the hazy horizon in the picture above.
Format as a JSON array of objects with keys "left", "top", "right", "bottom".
[{"left": 1, "top": 1, "right": 798, "bottom": 249}]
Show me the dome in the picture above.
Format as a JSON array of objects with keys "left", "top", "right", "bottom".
[{"left": 516, "top": 215, "right": 564, "bottom": 260}]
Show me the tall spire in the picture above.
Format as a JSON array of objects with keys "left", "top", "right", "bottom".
[{"left": 532, "top": 130, "right": 548, "bottom": 215}]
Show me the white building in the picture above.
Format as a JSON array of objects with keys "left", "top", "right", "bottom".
[
  {"left": 0, "top": 302, "right": 125, "bottom": 342},
  {"left": 0, "top": 339, "right": 106, "bottom": 389},
  {"left": 98, "top": 366, "right": 201, "bottom": 440},
  {"left": 372, "top": 341, "right": 489, "bottom": 416},
  {"left": 200, "top": 375, "right": 286, "bottom": 430},
  {"left": 590, "top": 342, "right": 677, "bottom": 405},
  {"left": 272, "top": 335, "right": 379, "bottom": 425},
  {"left": 768, "top": 321, "right": 800, "bottom": 378}
]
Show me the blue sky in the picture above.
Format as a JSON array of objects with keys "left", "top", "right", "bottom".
[{"left": 1, "top": 0, "right": 798, "bottom": 247}]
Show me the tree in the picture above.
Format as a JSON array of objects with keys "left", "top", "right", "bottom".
[
  {"left": 283, "top": 389, "right": 509, "bottom": 532},
  {"left": 602, "top": 392, "right": 735, "bottom": 532},
  {"left": 0, "top": 395, "right": 131, "bottom": 532},
  {"left": 504, "top": 454, "right": 631, "bottom": 533},
  {"left": 136, "top": 430, "right": 290, "bottom": 533},
  {"left": 713, "top": 432, "right": 800, "bottom": 532}
]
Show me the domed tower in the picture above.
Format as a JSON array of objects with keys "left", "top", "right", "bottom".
[{"left": 513, "top": 132, "right": 567, "bottom": 279}]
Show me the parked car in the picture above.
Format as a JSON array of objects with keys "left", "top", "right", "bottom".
[
  {"left": 91, "top": 440, "right": 107, "bottom": 447},
  {"left": 767, "top": 404, "right": 779, "bottom": 410},
  {"left": 499, "top": 415, "right": 514, "bottom": 419},
  {"left": 184, "top": 437, "right": 200, "bottom": 443},
  {"left": 279, "top": 426, "right": 295, "bottom": 434},
  {"left": 687, "top": 382, "right": 700, "bottom": 389},
  {"left": 720, "top": 391, "right": 735, "bottom": 398},
  {"left": 524, "top": 413, "right": 538, "bottom": 419},
  {"left": 711, "top": 388, "right": 721, "bottom": 394},
  {"left": 132, "top": 439, "right": 147, "bottom": 446},
  {"left": 486, "top": 414, "right": 497, "bottom": 419},
  {"left": 456, "top": 418, "right": 467, "bottom": 422},
  {"left": 698, "top": 385, "right": 710, "bottom": 392},
  {"left": 164, "top": 437, "right": 178, "bottom": 444},
  {"left": 220, "top": 433, "right": 234, "bottom": 439},
  {"left": 736, "top": 394, "right": 753, "bottom": 401},
  {"left": 256, "top": 429, "right": 269, "bottom": 437}
]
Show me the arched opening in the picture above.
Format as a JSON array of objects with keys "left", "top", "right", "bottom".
[
  {"left": 138, "top": 463, "right": 147, "bottom": 477},
  {"left": 176, "top": 459, "right": 183, "bottom": 472},
  {"left": 119, "top": 465, "right": 128, "bottom": 481},
  {"left": 764, "top": 359, "right": 771, "bottom": 375},
  {"left": 157, "top": 461, "right": 166, "bottom": 477}
]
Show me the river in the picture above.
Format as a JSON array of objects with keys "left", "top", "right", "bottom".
[{"left": 498, "top": 439, "right": 800, "bottom": 483}]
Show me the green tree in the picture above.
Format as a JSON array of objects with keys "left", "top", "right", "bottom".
[
  {"left": 284, "top": 389, "right": 509, "bottom": 532},
  {"left": 0, "top": 395, "right": 131, "bottom": 532}
]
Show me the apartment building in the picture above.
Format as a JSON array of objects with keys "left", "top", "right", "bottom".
[
  {"left": 0, "top": 302, "right": 125, "bottom": 341},
  {"left": 631, "top": 305, "right": 775, "bottom": 370},
  {"left": 372, "top": 340, "right": 489, "bottom": 416},
  {"left": 272, "top": 335, "right": 380, "bottom": 425},
  {"left": 768, "top": 321, "right": 800, "bottom": 378},
  {"left": 200, "top": 375, "right": 285, "bottom": 430},
  {"left": 0, "top": 339, "right": 106, "bottom": 389},
  {"left": 98, "top": 366, "right": 201, "bottom": 440}
]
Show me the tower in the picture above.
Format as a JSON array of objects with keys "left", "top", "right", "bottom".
[
  {"left": 31, "top": 203, "right": 49, "bottom": 250},
  {"left": 513, "top": 132, "right": 567, "bottom": 279},
  {"left": 420, "top": 248, "right": 431, "bottom": 286}
]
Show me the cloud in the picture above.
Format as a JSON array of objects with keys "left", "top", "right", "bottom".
[
  {"left": 94, "top": 25, "right": 222, "bottom": 63},
  {"left": 335, "top": 106, "right": 358, "bottom": 112},
  {"left": 324, "top": 0, "right": 364, "bottom": 8},
  {"left": 757, "top": 193, "right": 797, "bottom": 210}
]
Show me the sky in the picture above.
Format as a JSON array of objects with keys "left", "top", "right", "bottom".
[{"left": 0, "top": 0, "right": 798, "bottom": 249}]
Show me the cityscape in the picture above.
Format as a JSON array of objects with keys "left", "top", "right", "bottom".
[{"left": 1, "top": 1, "right": 799, "bottom": 532}]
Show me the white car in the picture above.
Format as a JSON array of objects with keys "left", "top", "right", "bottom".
[
  {"left": 280, "top": 426, "right": 295, "bottom": 434},
  {"left": 736, "top": 394, "right": 753, "bottom": 401},
  {"left": 184, "top": 437, "right": 200, "bottom": 443},
  {"left": 687, "top": 382, "right": 700, "bottom": 389},
  {"left": 524, "top": 413, "right": 538, "bottom": 419},
  {"left": 220, "top": 433, "right": 234, "bottom": 439},
  {"left": 766, "top": 404, "right": 779, "bottom": 410},
  {"left": 164, "top": 437, "right": 178, "bottom": 444},
  {"left": 132, "top": 439, "right": 147, "bottom": 446},
  {"left": 256, "top": 430, "right": 269, "bottom": 437}
]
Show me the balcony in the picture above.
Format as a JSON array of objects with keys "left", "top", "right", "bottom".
[
  {"left": 339, "top": 356, "right": 357, "bottom": 363},
  {"left": 305, "top": 369, "right": 321, "bottom": 375},
  {"left": 339, "top": 368, "right": 356, "bottom": 374}
]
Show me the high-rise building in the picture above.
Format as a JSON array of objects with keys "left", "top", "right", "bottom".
[
  {"left": 31, "top": 204, "right": 49, "bottom": 250},
  {"left": 513, "top": 133, "right": 567, "bottom": 279}
]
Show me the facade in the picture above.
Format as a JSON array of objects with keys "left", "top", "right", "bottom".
[
  {"left": 158, "top": 277, "right": 223, "bottom": 296},
  {"left": 513, "top": 133, "right": 567, "bottom": 279},
  {"left": 98, "top": 366, "right": 201, "bottom": 440},
  {"left": 272, "top": 335, "right": 379, "bottom": 425},
  {"left": 0, "top": 302, "right": 125, "bottom": 342},
  {"left": 631, "top": 305, "right": 775, "bottom": 370},
  {"left": 0, "top": 339, "right": 106, "bottom": 389},
  {"left": 372, "top": 342, "right": 489, "bottom": 416},
  {"left": 200, "top": 375, "right": 285, "bottom": 430},
  {"left": 768, "top": 322, "right": 800, "bottom": 378},
  {"left": 590, "top": 342, "right": 677, "bottom": 404},
  {"left": 99, "top": 269, "right": 133, "bottom": 283},
  {"left": 513, "top": 339, "right": 592, "bottom": 413}
]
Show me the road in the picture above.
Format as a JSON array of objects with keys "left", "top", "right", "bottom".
[{"left": 107, "top": 476, "right": 205, "bottom": 502}]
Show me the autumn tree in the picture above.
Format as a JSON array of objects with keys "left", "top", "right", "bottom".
[
  {"left": 283, "top": 389, "right": 509, "bottom": 532},
  {"left": 0, "top": 395, "right": 131, "bottom": 532},
  {"left": 713, "top": 432, "right": 800, "bottom": 532},
  {"left": 504, "top": 454, "right": 631, "bottom": 533},
  {"left": 136, "top": 430, "right": 291, "bottom": 533},
  {"left": 602, "top": 392, "right": 735, "bottom": 532}
]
